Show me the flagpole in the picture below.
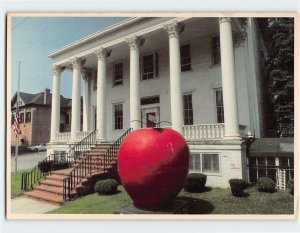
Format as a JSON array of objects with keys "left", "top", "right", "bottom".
[{"left": 14, "top": 61, "right": 21, "bottom": 176}]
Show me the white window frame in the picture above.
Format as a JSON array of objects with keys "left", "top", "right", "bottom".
[
  {"left": 189, "top": 152, "right": 221, "bottom": 175},
  {"left": 214, "top": 88, "right": 224, "bottom": 124},
  {"left": 113, "top": 62, "right": 123, "bottom": 86},
  {"left": 141, "top": 52, "right": 159, "bottom": 80},
  {"left": 112, "top": 103, "right": 123, "bottom": 130}
]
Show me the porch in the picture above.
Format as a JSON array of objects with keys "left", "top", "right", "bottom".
[{"left": 55, "top": 123, "right": 247, "bottom": 143}]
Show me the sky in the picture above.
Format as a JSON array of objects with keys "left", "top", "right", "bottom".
[{"left": 10, "top": 17, "right": 127, "bottom": 98}]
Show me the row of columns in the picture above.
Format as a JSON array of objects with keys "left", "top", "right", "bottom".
[{"left": 50, "top": 17, "right": 240, "bottom": 143}]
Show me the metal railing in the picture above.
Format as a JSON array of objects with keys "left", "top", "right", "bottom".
[
  {"left": 21, "top": 153, "right": 70, "bottom": 191},
  {"left": 20, "top": 130, "right": 97, "bottom": 192},
  {"left": 62, "top": 128, "right": 132, "bottom": 201}
]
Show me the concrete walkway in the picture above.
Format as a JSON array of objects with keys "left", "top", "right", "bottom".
[{"left": 10, "top": 196, "right": 60, "bottom": 214}]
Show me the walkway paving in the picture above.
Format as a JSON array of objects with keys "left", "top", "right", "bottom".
[{"left": 10, "top": 196, "right": 60, "bottom": 214}]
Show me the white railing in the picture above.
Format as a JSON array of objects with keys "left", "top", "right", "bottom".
[
  {"left": 183, "top": 124, "right": 225, "bottom": 140},
  {"left": 56, "top": 131, "right": 91, "bottom": 143},
  {"left": 77, "top": 131, "right": 92, "bottom": 141},
  {"left": 56, "top": 132, "right": 71, "bottom": 142}
]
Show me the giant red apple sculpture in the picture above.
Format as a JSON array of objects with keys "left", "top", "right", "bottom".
[{"left": 117, "top": 128, "right": 189, "bottom": 210}]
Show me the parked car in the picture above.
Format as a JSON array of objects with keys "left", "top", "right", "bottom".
[{"left": 27, "top": 144, "right": 47, "bottom": 152}]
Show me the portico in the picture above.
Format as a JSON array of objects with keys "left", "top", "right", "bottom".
[{"left": 49, "top": 17, "right": 242, "bottom": 144}]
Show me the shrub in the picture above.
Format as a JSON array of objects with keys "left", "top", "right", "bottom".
[
  {"left": 52, "top": 161, "right": 69, "bottom": 170},
  {"left": 94, "top": 179, "right": 118, "bottom": 195},
  {"left": 287, "top": 179, "right": 294, "bottom": 195},
  {"left": 229, "top": 179, "right": 247, "bottom": 197},
  {"left": 38, "top": 160, "right": 53, "bottom": 173},
  {"left": 257, "top": 177, "right": 276, "bottom": 193},
  {"left": 184, "top": 173, "right": 207, "bottom": 193}
]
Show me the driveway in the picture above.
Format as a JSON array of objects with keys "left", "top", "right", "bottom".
[{"left": 11, "top": 151, "right": 46, "bottom": 171}]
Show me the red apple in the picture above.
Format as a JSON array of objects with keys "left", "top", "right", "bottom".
[{"left": 117, "top": 128, "right": 189, "bottom": 210}]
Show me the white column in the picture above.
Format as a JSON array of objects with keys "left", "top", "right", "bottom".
[
  {"left": 82, "top": 71, "right": 90, "bottom": 132},
  {"left": 164, "top": 22, "right": 184, "bottom": 134},
  {"left": 219, "top": 17, "right": 240, "bottom": 138},
  {"left": 126, "top": 36, "right": 145, "bottom": 130},
  {"left": 50, "top": 65, "right": 63, "bottom": 142},
  {"left": 70, "top": 57, "right": 85, "bottom": 142},
  {"left": 94, "top": 48, "right": 111, "bottom": 141}
]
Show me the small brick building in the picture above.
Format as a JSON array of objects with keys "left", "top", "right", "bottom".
[{"left": 11, "top": 89, "right": 73, "bottom": 146}]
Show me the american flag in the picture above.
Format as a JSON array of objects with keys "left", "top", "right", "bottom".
[{"left": 13, "top": 111, "right": 21, "bottom": 137}]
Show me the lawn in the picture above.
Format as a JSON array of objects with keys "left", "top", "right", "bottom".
[
  {"left": 48, "top": 186, "right": 131, "bottom": 214},
  {"left": 47, "top": 185, "right": 294, "bottom": 215},
  {"left": 11, "top": 169, "right": 28, "bottom": 197}
]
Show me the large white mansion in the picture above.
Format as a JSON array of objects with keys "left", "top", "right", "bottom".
[{"left": 47, "top": 17, "right": 268, "bottom": 187}]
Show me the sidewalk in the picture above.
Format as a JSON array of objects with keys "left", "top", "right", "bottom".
[{"left": 10, "top": 196, "right": 60, "bottom": 214}]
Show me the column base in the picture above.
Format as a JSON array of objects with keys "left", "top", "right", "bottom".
[{"left": 96, "top": 138, "right": 107, "bottom": 144}]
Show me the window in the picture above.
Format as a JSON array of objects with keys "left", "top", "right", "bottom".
[
  {"left": 189, "top": 153, "right": 220, "bottom": 173},
  {"left": 20, "top": 113, "right": 24, "bottom": 123},
  {"left": 183, "top": 94, "right": 193, "bottom": 125},
  {"left": 212, "top": 36, "right": 221, "bottom": 65},
  {"left": 114, "top": 62, "right": 123, "bottom": 86},
  {"left": 142, "top": 53, "right": 159, "bottom": 80},
  {"left": 65, "top": 113, "right": 70, "bottom": 124},
  {"left": 141, "top": 96, "right": 160, "bottom": 106},
  {"left": 25, "top": 112, "right": 31, "bottom": 123},
  {"left": 215, "top": 89, "right": 224, "bottom": 123},
  {"left": 93, "top": 75, "right": 97, "bottom": 90},
  {"left": 113, "top": 103, "right": 123, "bottom": 130},
  {"left": 180, "top": 44, "right": 191, "bottom": 72}
]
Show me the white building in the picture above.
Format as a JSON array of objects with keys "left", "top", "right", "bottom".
[{"left": 47, "top": 17, "right": 268, "bottom": 188}]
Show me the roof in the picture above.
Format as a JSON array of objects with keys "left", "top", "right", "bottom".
[
  {"left": 248, "top": 138, "right": 294, "bottom": 158},
  {"left": 11, "top": 90, "right": 71, "bottom": 109}
]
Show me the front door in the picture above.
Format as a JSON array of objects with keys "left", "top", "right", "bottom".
[{"left": 141, "top": 107, "right": 160, "bottom": 128}]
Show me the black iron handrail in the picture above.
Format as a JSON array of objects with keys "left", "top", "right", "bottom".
[
  {"left": 63, "top": 128, "right": 132, "bottom": 201},
  {"left": 20, "top": 130, "right": 97, "bottom": 192}
]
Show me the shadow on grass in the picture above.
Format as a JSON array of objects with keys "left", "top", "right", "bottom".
[
  {"left": 184, "top": 186, "right": 213, "bottom": 194},
  {"left": 177, "top": 196, "right": 214, "bottom": 214},
  {"left": 231, "top": 191, "right": 250, "bottom": 198},
  {"left": 96, "top": 190, "right": 122, "bottom": 196}
]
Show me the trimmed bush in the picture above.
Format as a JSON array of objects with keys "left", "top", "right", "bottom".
[
  {"left": 52, "top": 161, "right": 69, "bottom": 170},
  {"left": 94, "top": 179, "right": 118, "bottom": 195},
  {"left": 287, "top": 179, "right": 294, "bottom": 195},
  {"left": 257, "top": 177, "right": 276, "bottom": 193},
  {"left": 38, "top": 160, "right": 53, "bottom": 173},
  {"left": 229, "top": 179, "right": 247, "bottom": 197},
  {"left": 184, "top": 173, "right": 207, "bottom": 193}
]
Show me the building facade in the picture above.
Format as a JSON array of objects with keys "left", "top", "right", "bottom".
[
  {"left": 11, "top": 89, "right": 73, "bottom": 147},
  {"left": 47, "top": 17, "right": 269, "bottom": 187}
]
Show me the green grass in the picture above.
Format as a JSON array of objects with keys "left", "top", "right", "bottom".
[
  {"left": 46, "top": 185, "right": 294, "bottom": 215},
  {"left": 178, "top": 186, "right": 294, "bottom": 215},
  {"left": 11, "top": 169, "right": 28, "bottom": 197},
  {"left": 47, "top": 186, "right": 131, "bottom": 214}
]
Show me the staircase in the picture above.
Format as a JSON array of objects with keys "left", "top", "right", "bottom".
[
  {"left": 21, "top": 128, "right": 132, "bottom": 205},
  {"left": 23, "top": 144, "right": 112, "bottom": 205}
]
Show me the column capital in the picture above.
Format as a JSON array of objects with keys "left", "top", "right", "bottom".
[
  {"left": 69, "top": 57, "right": 86, "bottom": 69},
  {"left": 164, "top": 22, "right": 184, "bottom": 38},
  {"left": 94, "top": 47, "right": 112, "bottom": 60},
  {"left": 125, "top": 35, "right": 145, "bottom": 50},
  {"left": 81, "top": 69, "right": 91, "bottom": 81},
  {"left": 52, "top": 65, "right": 65, "bottom": 76},
  {"left": 219, "top": 17, "right": 231, "bottom": 24}
]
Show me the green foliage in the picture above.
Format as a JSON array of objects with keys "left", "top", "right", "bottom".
[
  {"left": 287, "top": 179, "right": 294, "bottom": 195},
  {"left": 94, "top": 179, "right": 118, "bottom": 195},
  {"left": 229, "top": 179, "right": 247, "bottom": 197},
  {"left": 265, "top": 18, "right": 294, "bottom": 137},
  {"left": 38, "top": 160, "right": 53, "bottom": 173},
  {"left": 184, "top": 173, "right": 207, "bottom": 193},
  {"left": 257, "top": 177, "right": 276, "bottom": 193}
]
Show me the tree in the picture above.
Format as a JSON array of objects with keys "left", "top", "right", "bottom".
[{"left": 265, "top": 18, "right": 294, "bottom": 137}]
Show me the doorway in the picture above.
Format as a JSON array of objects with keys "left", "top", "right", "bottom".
[{"left": 141, "top": 107, "right": 160, "bottom": 128}]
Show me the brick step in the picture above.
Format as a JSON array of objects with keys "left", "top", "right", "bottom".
[
  {"left": 34, "top": 184, "right": 63, "bottom": 195},
  {"left": 51, "top": 168, "right": 74, "bottom": 175},
  {"left": 24, "top": 190, "right": 64, "bottom": 205},
  {"left": 40, "top": 179, "right": 63, "bottom": 187},
  {"left": 46, "top": 174, "right": 69, "bottom": 181}
]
